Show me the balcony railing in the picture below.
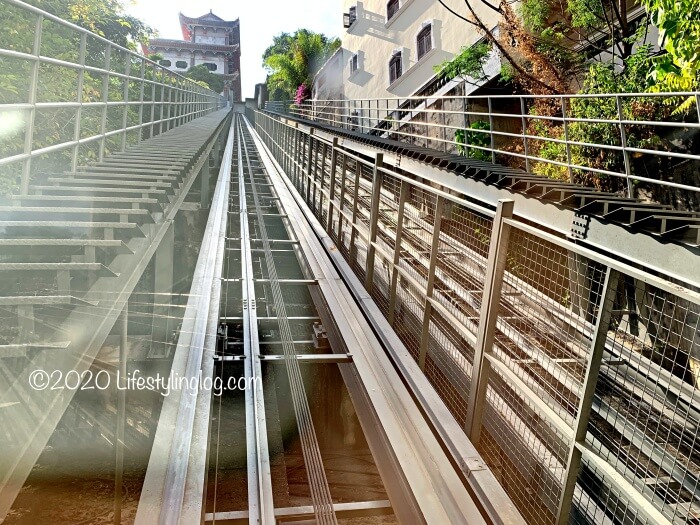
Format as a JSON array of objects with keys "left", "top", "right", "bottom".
[{"left": 265, "top": 92, "right": 700, "bottom": 207}]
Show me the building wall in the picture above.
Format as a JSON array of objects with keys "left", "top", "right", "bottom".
[
  {"left": 192, "top": 26, "right": 229, "bottom": 45},
  {"left": 339, "top": 0, "right": 499, "bottom": 100},
  {"left": 154, "top": 49, "right": 226, "bottom": 74}
]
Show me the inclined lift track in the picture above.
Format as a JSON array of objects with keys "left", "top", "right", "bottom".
[{"left": 192, "top": 113, "right": 518, "bottom": 525}]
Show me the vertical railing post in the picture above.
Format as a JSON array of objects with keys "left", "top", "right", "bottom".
[
  {"left": 137, "top": 59, "right": 145, "bottom": 143},
  {"left": 365, "top": 153, "right": 384, "bottom": 292},
  {"left": 326, "top": 138, "right": 339, "bottom": 233},
  {"left": 114, "top": 303, "right": 128, "bottom": 525},
  {"left": 71, "top": 32, "right": 87, "bottom": 172},
  {"left": 20, "top": 13, "right": 43, "bottom": 195},
  {"left": 120, "top": 55, "right": 131, "bottom": 152},
  {"left": 98, "top": 44, "right": 112, "bottom": 162},
  {"left": 561, "top": 95, "right": 573, "bottom": 183},
  {"left": 616, "top": 95, "right": 633, "bottom": 198},
  {"left": 149, "top": 65, "right": 156, "bottom": 139},
  {"left": 336, "top": 152, "right": 349, "bottom": 244},
  {"left": 305, "top": 131, "right": 314, "bottom": 203},
  {"left": 388, "top": 180, "right": 409, "bottom": 326},
  {"left": 440, "top": 102, "right": 448, "bottom": 152},
  {"left": 487, "top": 96, "right": 496, "bottom": 164},
  {"left": 465, "top": 199, "right": 515, "bottom": 444},
  {"left": 166, "top": 72, "right": 173, "bottom": 131},
  {"left": 520, "top": 97, "right": 530, "bottom": 173},
  {"left": 418, "top": 196, "right": 446, "bottom": 370},
  {"left": 556, "top": 267, "right": 620, "bottom": 524},
  {"left": 348, "top": 158, "right": 362, "bottom": 264}
]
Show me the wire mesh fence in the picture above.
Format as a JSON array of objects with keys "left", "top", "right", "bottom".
[{"left": 254, "top": 110, "right": 700, "bottom": 525}]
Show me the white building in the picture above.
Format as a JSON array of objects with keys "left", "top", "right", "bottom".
[{"left": 330, "top": 0, "right": 500, "bottom": 100}]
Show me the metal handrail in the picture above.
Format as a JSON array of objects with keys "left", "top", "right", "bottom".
[
  {"left": 0, "top": 0, "right": 226, "bottom": 194},
  {"left": 265, "top": 90, "right": 700, "bottom": 203}
]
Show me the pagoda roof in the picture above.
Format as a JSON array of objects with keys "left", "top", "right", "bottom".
[{"left": 179, "top": 11, "right": 238, "bottom": 28}]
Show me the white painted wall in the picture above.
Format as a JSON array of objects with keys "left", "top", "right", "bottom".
[{"left": 339, "top": 0, "right": 499, "bottom": 99}]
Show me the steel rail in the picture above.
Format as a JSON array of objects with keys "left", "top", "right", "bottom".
[
  {"left": 247, "top": 114, "right": 522, "bottom": 525},
  {"left": 134, "top": 115, "right": 234, "bottom": 525},
  {"left": 239, "top": 119, "right": 337, "bottom": 524},
  {"left": 235, "top": 117, "right": 276, "bottom": 525}
]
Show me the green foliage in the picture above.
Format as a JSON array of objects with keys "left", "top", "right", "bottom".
[
  {"left": 521, "top": 0, "right": 550, "bottom": 33},
  {"left": 454, "top": 121, "right": 491, "bottom": 161},
  {"left": 567, "top": 0, "right": 604, "bottom": 29},
  {"left": 529, "top": 44, "right": 676, "bottom": 190},
  {"left": 185, "top": 65, "right": 224, "bottom": 93},
  {"left": 642, "top": 0, "right": 700, "bottom": 113},
  {"left": 434, "top": 42, "right": 491, "bottom": 84},
  {"left": 0, "top": 0, "right": 156, "bottom": 195},
  {"left": 263, "top": 29, "right": 340, "bottom": 101}
]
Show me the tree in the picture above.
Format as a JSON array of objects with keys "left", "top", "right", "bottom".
[
  {"left": 263, "top": 29, "right": 340, "bottom": 101},
  {"left": 0, "top": 0, "right": 156, "bottom": 194},
  {"left": 185, "top": 65, "right": 224, "bottom": 94},
  {"left": 643, "top": 0, "right": 700, "bottom": 113},
  {"left": 436, "top": 0, "right": 648, "bottom": 94}
]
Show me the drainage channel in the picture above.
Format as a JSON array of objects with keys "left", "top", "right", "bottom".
[{"left": 205, "top": 115, "right": 395, "bottom": 524}]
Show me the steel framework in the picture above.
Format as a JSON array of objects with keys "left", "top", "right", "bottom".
[{"left": 255, "top": 109, "right": 700, "bottom": 525}]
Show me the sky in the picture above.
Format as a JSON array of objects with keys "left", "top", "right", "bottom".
[{"left": 126, "top": 0, "right": 342, "bottom": 98}]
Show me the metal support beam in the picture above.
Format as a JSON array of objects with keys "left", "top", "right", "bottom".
[
  {"left": 114, "top": 303, "right": 128, "bottom": 525},
  {"left": 204, "top": 500, "right": 393, "bottom": 524},
  {"left": 418, "top": 195, "right": 446, "bottom": 370},
  {"left": 556, "top": 267, "right": 620, "bottom": 524},
  {"left": 388, "top": 180, "right": 409, "bottom": 326},
  {"left": 365, "top": 153, "right": 384, "bottom": 292},
  {"left": 149, "top": 220, "right": 174, "bottom": 358},
  {"left": 200, "top": 152, "right": 211, "bottom": 209},
  {"left": 326, "top": 138, "right": 339, "bottom": 233},
  {"left": 348, "top": 157, "right": 362, "bottom": 264},
  {"left": 465, "top": 199, "right": 514, "bottom": 444}
]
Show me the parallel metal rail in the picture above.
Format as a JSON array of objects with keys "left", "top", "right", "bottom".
[
  {"left": 266, "top": 91, "right": 700, "bottom": 206},
  {"left": 255, "top": 109, "right": 700, "bottom": 525}
]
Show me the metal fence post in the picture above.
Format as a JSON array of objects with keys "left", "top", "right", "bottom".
[
  {"left": 348, "top": 158, "right": 362, "bottom": 264},
  {"left": 388, "top": 180, "right": 409, "bottom": 326},
  {"left": 465, "top": 199, "right": 514, "bottom": 444},
  {"left": 556, "top": 267, "right": 620, "bottom": 524},
  {"left": 71, "top": 32, "right": 87, "bottom": 172},
  {"left": 137, "top": 59, "right": 145, "bottom": 142},
  {"left": 418, "top": 195, "right": 446, "bottom": 370},
  {"left": 326, "top": 138, "right": 339, "bottom": 233},
  {"left": 616, "top": 95, "right": 634, "bottom": 198},
  {"left": 336, "top": 152, "right": 349, "bottom": 244},
  {"left": 20, "top": 13, "right": 43, "bottom": 195},
  {"left": 120, "top": 56, "right": 131, "bottom": 151},
  {"left": 98, "top": 44, "right": 112, "bottom": 162},
  {"left": 305, "top": 132, "right": 314, "bottom": 203},
  {"left": 561, "top": 96, "right": 573, "bottom": 183},
  {"left": 487, "top": 97, "right": 496, "bottom": 164},
  {"left": 365, "top": 153, "right": 384, "bottom": 292},
  {"left": 520, "top": 97, "right": 530, "bottom": 173},
  {"left": 114, "top": 302, "right": 128, "bottom": 525}
]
